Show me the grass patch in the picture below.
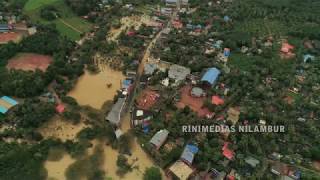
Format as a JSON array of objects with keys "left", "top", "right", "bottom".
[
  {"left": 228, "top": 53, "right": 257, "bottom": 71},
  {"left": 23, "top": 0, "right": 92, "bottom": 40},
  {"left": 233, "top": 19, "right": 288, "bottom": 37},
  {"left": 24, "top": 0, "right": 59, "bottom": 11}
]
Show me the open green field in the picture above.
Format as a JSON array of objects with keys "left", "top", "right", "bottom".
[
  {"left": 24, "top": 0, "right": 60, "bottom": 11},
  {"left": 23, "top": 0, "right": 92, "bottom": 40},
  {"left": 233, "top": 19, "right": 288, "bottom": 38}
]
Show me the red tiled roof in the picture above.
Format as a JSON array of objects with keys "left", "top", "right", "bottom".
[
  {"left": 56, "top": 104, "right": 65, "bottom": 114},
  {"left": 127, "top": 31, "right": 136, "bottom": 36},
  {"left": 222, "top": 142, "right": 235, "bottom": 160},
  {"left": 281, "top": 43, "right": 294, "bottom": 53},
  {"left": 212, "top": 96, "right": 224, "bottom": 105}
]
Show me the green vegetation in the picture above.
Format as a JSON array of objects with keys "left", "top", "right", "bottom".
[
  {"left": 0, "top": 142, "right": 48, "bottom": 180},
  {"left": 116, "top": 154, "right": 132, "bottom": 176},
  {"left": 24, "top": 0, "right": 59, "bottom": 11},
  {"left": 23, "top": 0, "right": 92, "bottom": 40},
  {"left": 143, "top": 167, "right": 162, "bottom": 180},
  {"left": 146, "top": 0, "right": 320, "bottom": 178},
  {"left": 65, "top": 144, "right": 105, "bottom": 180}
]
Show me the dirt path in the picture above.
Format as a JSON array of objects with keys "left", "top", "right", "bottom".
[{"left": 58, "top": 18, "right": 83, "bottom": 34}]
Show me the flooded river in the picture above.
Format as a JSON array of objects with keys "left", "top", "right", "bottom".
[{"left": 68, "top": 65, "right": 125, "bottom": 109}]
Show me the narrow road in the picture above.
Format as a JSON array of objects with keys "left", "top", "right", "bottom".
[
  {"left": 120, "top": 10, "right": 177, "bottom": 129},
  {"left": 54, "top": 13, "right": 83, "bottom": 34},
  {"left": 137, "top": 11, "right": 176, "bottom": 78}
]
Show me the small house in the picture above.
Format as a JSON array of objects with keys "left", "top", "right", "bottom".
[
  {"left": 180, "top": 144, "right": 199, "bottom": 165},
  {"left": 168, "top": 160, "right": 194, "bottom": 180},
  {"left": 0, "top": 96, "right": 18, "bottom": 114},
  {"left": 144, "top": 63, "right": 158, "bottom": 75},
  {"left": 245, "top": 156, "right": 260, "bottom": 168},
  {"left": 115, "top": 129, "right": 123, "bottom": 139},
  {"left": 201, "top": 67, "right": 221, "bottom": 86},
  {"left": 227, "top": 107, "right": 240, "bottom": 124},
  {"left": 271, "top": 163, "right": 288, "bottom": 176},
  {"left": 0, "top": 24, "right": 11, "bottom": 32},
  {"left": 56, "top": 104, "right": 65, "bottom": 114},
  {"left": 212, "top": 96, "right": 224, "bottom": 105},
  {"left": 191, "top": 87, "right": 205, "bottom": 97},
  {"left": 168, "top": 64, "right": 191, "bottom": 82},
  {"left": 303, "top": 54, "right": 315, "bottom": 63},
  {"left": 222, "top": 142, "right": 235, "bottom": 160},
  {"left": 131, "top": 108, "right": 152, "bottom": 127},
  {"left": 150, "top": 129, "right": 169, "bottom": 149},
  {"left": 106, "top": 98, "right": 126, "bottom": 126}
]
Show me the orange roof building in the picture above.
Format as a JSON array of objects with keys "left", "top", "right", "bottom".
[
  {"left": 222, "top": 142, "right": 235, "bottom": 160},
  {"left": 212, "top": 96, "right": 224, "bottom": 105},
  {"left": 281, "top": 43, "right": 294, "bottom": 53},
  {"left": 56, "top": 104, "right": 65, "bottom": 114}
]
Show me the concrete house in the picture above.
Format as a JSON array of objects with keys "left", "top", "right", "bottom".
[{"left": 168, "top": 64, "right": 191, "bottom": 82}]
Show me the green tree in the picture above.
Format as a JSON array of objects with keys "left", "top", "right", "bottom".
[{"left": 143, "top": 167, "right": 162, "bottom": 180}]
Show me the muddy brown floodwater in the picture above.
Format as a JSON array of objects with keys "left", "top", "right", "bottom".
[
  {"left": 68, "top": 65, "right": 125, "bottom": 110},
  {"left": 39, "top": 116, "right": 88, "bottom": 142},
  {"left": 45, "top": 153, "right": 75, "bottom": 180},
  {"left": 42, "top": 46, "right": 164, "bottom": 178}
]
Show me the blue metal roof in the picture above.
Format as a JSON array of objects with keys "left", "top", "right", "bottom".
[
  {"left": 181, "top": 144, "right": 199, "bottom": 164},
  {"left": 201, "top": 68, "right": 220, "bottom": 85},
  {"left": 0, "top": 24, "right": 9, "bottom": 29},
  {"left": 1, "top": 96, "right": 18, "bottom": 106},
  {"left": 0, "top": 106, "right": 8, "bottom": 114}
]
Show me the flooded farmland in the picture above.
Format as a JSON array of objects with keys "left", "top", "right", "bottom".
[
  {"left": 39, "top": 116, "right": 88, "bottom": 142},
  {"left": 68, "top": 65, "right": 125, "bottom": 109},
  {"left": 89, "top": 137, "right": 159, "bottom": 180},
  {"left": 42, "top": 63, "right": 162, "bottom": 179}
]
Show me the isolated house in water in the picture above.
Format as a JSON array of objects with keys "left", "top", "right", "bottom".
[
  {"left": 150, "top": 129, "right": 169, "bottom": 149},
  {"left": 106, "top": 98, "right": 126, "bottom": 126},
  {"left": 201, "top": 67, "right": 221, "bottom": 86}
]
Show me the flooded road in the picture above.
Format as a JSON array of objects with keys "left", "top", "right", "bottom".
[{"left": 68, "top": 65, "right": 125, "bottom": 109}]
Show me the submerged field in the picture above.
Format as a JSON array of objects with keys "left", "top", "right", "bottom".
[{"left": 23, "top": 0, "right": 92, "bottom": 40}]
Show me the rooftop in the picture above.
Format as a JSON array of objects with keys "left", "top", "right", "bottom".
[
  {"left": 181, "top": 144, "right": 199, "bottom": 165},
  {"left": 168, "top": 64, "right": 191, "bottom": 82},
  {"left": 106, "top": 98, "right": 126, "bottom": 125},
  {"left": 201, "top": 67, "right": 220, "bottom": 85},
  {"left": 150, "top": 129, "right": 169, "bottom": 149},
  {"left": 168, "top": 161, "right": 194, "bottom": 180}
]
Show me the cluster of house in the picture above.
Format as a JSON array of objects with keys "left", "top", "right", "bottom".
[
  {"left": 270, "top": 160, "right": 302, "bottom": 180},
  {"left": 0, "top": 21, "right": 37, "bottom": 44},
  {"left": 159, "top": 0, "right": 189, "bottom": 16},
  {"left": 148, "top": 128, "right": 201, "bottom": 180}
]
